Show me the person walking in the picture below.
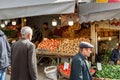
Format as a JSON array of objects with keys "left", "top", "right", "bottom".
[
  {"left": 70, "top": 42, "right": 93, "bottom": 80},
  {"left": 10, "top": 26, "right": 38, "bottom": 80},
  {"left": 0, "top": 30, "right": 11, "bottom": 80}
]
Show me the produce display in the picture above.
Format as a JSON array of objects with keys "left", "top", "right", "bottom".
[
  {"left": 37, "top": 38, "right": 90, "bottom": 56},
  {"left": 95, "top": 64, "right": 120, "bottom": 79},
  {"left": 2, "top": 30, "right": 16, "bottom": 38},
  {"left": 37, "top": 38, "right": 61, "bottom": 52},
  {"left": 58, "top": 63, "right": 71, "bottom": 79},
  {"left": 53, "top": 25, "right": 69, "bottom": 37},
  {"left": 75, "top": 28, "right": 90, "bottom": 38},
  {"left": 58, "top": 38, "right": 90, "bottom": 55},
  {"left": 62, "top": 22, "right": 81, "bottom": 38},
  {"left": 53, "top": 22, "right": 82, "bottom": 38}
]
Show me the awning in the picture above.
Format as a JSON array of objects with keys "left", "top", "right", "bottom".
[
  {"left": 0, "top": 0, "right": 75, "bottom": 20},
  {"left": 78, "top": 2, "right": 120, "bottom": 23}
]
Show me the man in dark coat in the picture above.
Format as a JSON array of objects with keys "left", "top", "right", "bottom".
[
  {"left": 11, "top": 26, "right": 38, "bottom": 80},
  {"left": 70, "top": 42, "right": 93, "bottom": 80},
  {"left": 0, "top": 30, "right": 11, "bottom": 80},
  {"left": 110, "top": 43, "right": 120, "bottom": 64}
]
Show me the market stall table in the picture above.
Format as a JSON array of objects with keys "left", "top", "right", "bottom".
[{"left": 36, "top": 49, "right": 74, "bottom": 65}]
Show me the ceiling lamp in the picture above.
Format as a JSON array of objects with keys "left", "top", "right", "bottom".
[
  {"left": 52, "top": 19, "right": 57, "bottom": 26},
  {"left": 68, "top": 20, "right": 74, "bottom": 26},
  {"left": 97, "top": 36, "right": 101, "bottom": 40},
  {"left": 4, "top": 20, "right": 9, "bottom": 25},
  {"left": 68, "top": 17, "right": 74, "bottom": 26},
  {"left": 12, "top": 20, "right": 17, "bottom": 25},
  {"left": 108, "top": 37, "right": 112, "bottom": 41},
  {"left": 1, "top": 23, "right": 5, "bottom": 28},
  {"left": 24, "top": 18, "right": 27, "bottom": 22}
]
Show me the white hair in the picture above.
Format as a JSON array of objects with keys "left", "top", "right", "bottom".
[{"left": 21, "top": 26, "right": 33, "bottom": 37}]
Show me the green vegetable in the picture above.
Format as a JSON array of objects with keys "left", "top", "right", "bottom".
[{"left": 95, "top": 64, "right": 120, "bottom": 79}]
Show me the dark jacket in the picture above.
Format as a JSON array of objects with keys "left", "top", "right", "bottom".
[
  {"left": 11, "top": 38, "right": 38, "bottom": 80},
  {"left": 0, "top": 30, "right": 11, "bottom": 69},
  {"left": 70, "top": 53, "right": 92, "bottom": 80},
  {"left": 110, "top": 48, "right": 120, "bottom": 64}
]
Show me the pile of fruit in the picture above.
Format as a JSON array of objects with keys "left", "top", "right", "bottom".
[
  {"left": 37, "top": 38, "right": 90, "bottom": 55},
  {"left": 62, "top": 22, "right": 81, "bottom": 38},
  {"left": 53, "top": 25, "right": 69, "bottom": 37},
  {"left": 75, "top": 28, "right": 90, "bottom": 38},
  {"left": 37, "top": 38, "right": 61, "bottom": 52},
  {"left": 58, "top": 63, "right": 71, "bottom": 79},
  {"left": 58, "top": 38, "right": 90, "bottom": 55}
]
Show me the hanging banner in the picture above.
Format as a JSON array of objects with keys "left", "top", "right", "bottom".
[
  {"left": 108, "top": 0, "right": 120, "bottom": 2},
  {"left": 96, "top": 0, "right": 108, "bottom": 3}
]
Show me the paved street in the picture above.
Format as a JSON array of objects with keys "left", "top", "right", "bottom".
[{"left": 6, "top": 64, "right": 68, "bottom": 80}]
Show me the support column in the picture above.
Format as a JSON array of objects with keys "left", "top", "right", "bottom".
[
  {"left": 90, "top": 23, "right": 97, "bottom": 63},
  {"left": 119, "top": 31, "right": 120, "bottom": 42},
  {"left": 21, "top": 18, "right": 26, "bottom": 27}
]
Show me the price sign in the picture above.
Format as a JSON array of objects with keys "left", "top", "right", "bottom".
[
  {"left": 97, "top": 63, "right": 102, "bottom": 71},
  {"left": 63, "top": 62, "right": 69, "bottom": 70}
]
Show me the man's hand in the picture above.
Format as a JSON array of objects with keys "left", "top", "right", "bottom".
[
  {"left": 117, "top": 60, "right": 120, "bottom": 65},
  {"left": 7, "top": 66, "right": 11, "bottom": 75}
]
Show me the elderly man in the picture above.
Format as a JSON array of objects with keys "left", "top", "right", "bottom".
[
  {"left": 70, "top": 42, "right": 93, "bottom": 80},
  {"left": 11, "top": 26, "right": 38, "bottom": 80}
]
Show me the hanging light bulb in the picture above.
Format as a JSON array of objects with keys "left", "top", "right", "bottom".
[
  {"left": 4, "top": 20, "right": 9, "bottom": 25},
  {"left": 108, "top": 37, "right": 112, "bottom": 41},
  {"left": 98, "top": 36, "right": 101, "bottom": 40},
  {"left": 116, "top": 43, "right": 119, "bottom": 46},
  {"left": 59, "top": 16, "right": 61, "bottom": 20},
  {"left": 24, "top": 18, "right": 27, "bottom": 22},
  {"left": 12, "top": 20, "right": 16, "bottom": 25},
  {"left": 68, "top": 20, "right": 74, "bottom": 26},
  {"left": 1, "top": 23, "right": 5, "bottom": 28},
  {"left": 68, "top": 17, "right": 74, "bottom": 26},
  {"left": 52, "top": 19, "right": 57, "bottom": 26}
]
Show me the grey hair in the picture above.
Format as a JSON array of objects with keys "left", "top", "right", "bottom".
[{"left": 21, "top": 26, "right": 33, "bottom": 37}]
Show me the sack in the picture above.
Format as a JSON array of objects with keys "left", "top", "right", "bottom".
[{"left": 44, "top": 66, "right": 57, "bottom": 80}]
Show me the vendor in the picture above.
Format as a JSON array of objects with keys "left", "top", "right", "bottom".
[
  {"left": 42, "top": 22, "right": 52, "bottom": 38},
  {"left": 110, "top": 43, "right": 120, "bottom": 64}
]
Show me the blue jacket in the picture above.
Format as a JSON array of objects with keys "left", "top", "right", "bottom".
[
  {"left": 0, "top": 30, "right": 11, "bottom": 69},
  {"left": 70, "top": 53, "right": 92, "bottom": 80},
  {"left": 110, "top": 48, "right": 120, "bottom": 64}
]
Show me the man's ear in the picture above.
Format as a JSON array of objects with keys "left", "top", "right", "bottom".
[{"left": 27, "top": 33, "right": 31, "bottom": 38}]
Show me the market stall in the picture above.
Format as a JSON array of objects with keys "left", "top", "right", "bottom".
[{"left": 78, "top": 2, "right": 120, "bottom": 80}]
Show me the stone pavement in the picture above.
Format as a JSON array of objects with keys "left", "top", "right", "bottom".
[{"left": 6, "top": 64, "right": 68, "bottom": 80}]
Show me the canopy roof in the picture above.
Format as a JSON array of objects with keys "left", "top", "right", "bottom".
[
  {"left": 0, "top": 0, "right": 75, "bottom": 19},
  {"left": 78, "top": 2, "right": 120, "bottom": 23}
]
